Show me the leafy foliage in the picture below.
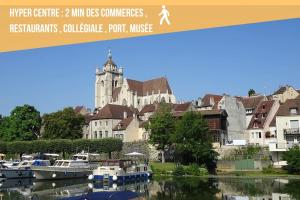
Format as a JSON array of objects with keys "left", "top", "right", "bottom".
[
  {"left": 283, "top": 145, "right": 300, "bottom": 174},
  {"left": 174, "top": 111, "right": 218, "bottom": 171},
  {"left": 248, "top": 89, "right": 256, "bottom": 97},
  {"left": 147, "top": 103, "right": 175, "bottom": 163},
  {"left": 0, "top": 105, "right": 41, "bottom": 141},
  {"left": 42, "top": 107, "right": 85, "bottom": 139},
  {"left": 172, "top": 165, "right": 185, "bottom": 176},
  {"left": 0, "top": 138, "right": 123, "bottom": 156}
]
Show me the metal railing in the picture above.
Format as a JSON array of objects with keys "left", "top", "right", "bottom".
[{"left": 284, "top": 128, "right": 300, "bottom": 135}]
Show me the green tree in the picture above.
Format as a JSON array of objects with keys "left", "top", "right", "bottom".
[
  {"left": 248, "top": 89, "right": 256, "bottom": 97},
  {"left": 0, "top": 105, "right": 41, "bottom": 141},
  {"left": 282, "top": 145, "right": 300, "bottom": 174},
  {"left": 174, "top": 111, "right": 218, "bottom": 171},
  {"left": 147, "top": 103, "right": 175, "bottom": 163},
  {"left": 42, "top": 107, "right": 85, "bottom": 139}
]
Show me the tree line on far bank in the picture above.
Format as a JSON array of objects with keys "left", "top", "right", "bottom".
[{"left": 0, "top": 104, "right": 86, "bottom": 141}]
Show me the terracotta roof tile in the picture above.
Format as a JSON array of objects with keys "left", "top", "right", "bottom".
[
  {"left": 74, "top": 106, "right": 84, "bottom": 113},
  {"left": 92, "top": 104, "right": 134, "bottom": 120},
  {"left": 201, "top": 94, "right": 223, "bottom": 107},
  {"left": 139, "top": 102, "right": 192, "bottom": 115},
  {"left": 127, "top": 77, "right": 172, "bottom": 96},
  {"left": 277, "top": 98, "right": 300, "bottom": 116},
  {"left": 113, "top": 117, "right": 134, "bottom": 131},
  {"left": 240, "top": 95, "right": 265, "bottom": 109},
  {"left": 248, "top": 100, "right": 275, "bottom": 129}
]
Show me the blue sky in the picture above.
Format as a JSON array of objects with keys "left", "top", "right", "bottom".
[{"left": 1, "top": 18, "right": 300, "bottom": 116}]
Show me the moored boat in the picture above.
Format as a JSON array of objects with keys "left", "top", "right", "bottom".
[
  {"left": 89, "top": 159, "right": 152, "bottom": 183},
  {"left": 0, "top": 160, "right": 50, "bottom": 179},
  {"left": 32, "top": 160, "right": 93, "bottom": 180}
]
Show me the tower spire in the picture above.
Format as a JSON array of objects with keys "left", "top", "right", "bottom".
[{"left": 108, "top": 49, "right": 112, "bottom": 60}]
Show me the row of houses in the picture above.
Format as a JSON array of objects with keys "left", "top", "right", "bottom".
[{"left": 75, "top": 51, "right": 299, "bottom": 166}]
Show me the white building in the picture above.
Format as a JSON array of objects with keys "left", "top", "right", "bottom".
[
  {"left": 269, "top": 98, "right": 300, "bottom": 167},
  {"left": 247, "top": 100, "right": 280, "bottom": 146},
  {"left": 95, "top": 50, "right": 176, "bottom": 110}
]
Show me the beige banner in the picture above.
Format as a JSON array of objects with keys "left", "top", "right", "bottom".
[{"left": 1, "top": 2, "right": 300, "bottom": 52}]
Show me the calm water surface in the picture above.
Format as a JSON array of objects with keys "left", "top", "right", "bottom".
[{"left": 1, "top": 177, "right": 300, "bottom": 200}]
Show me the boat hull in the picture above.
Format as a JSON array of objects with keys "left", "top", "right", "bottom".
[
  {"left": 33, "top": 167, "right": 92, "bottom": 180},
  {"left": 94, "top": 172, "right": 150, "bottom": 183},
  {"left": 0, "top": 169, "right": 34, "bottom": 179}
]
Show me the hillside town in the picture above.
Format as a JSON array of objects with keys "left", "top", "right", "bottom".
[{"left": 74, "top": 51, "right": 300, "bottom": 168}]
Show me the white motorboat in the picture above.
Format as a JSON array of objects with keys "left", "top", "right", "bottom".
[
  {"left": 0, "top": 160, "right": 50, "bottom": 179},
  {"left": 32, "top": 159, "right": 93, "bottom": 180}
]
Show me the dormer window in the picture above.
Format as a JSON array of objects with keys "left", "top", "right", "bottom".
[
  {"left": 262, "top": 105, "right": 266, "bottom": 109},
  {"left": 290, "top": 108, "right": 298, "bottom": 115},
  {"left": 253, "top": 122, "right": 259, "bottom": 128}
]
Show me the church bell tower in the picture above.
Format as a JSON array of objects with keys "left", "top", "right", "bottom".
[{"left": 95, "top": 50, "right": 124, "bottom": 109}]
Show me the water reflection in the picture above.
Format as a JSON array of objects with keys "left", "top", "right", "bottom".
[{"left": 0, "top": 177, "right": 300, "bottom": 200}]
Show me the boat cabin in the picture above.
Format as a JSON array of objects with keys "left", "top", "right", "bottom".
[
  {"left": 72, "top": 153, "right": 101, "bottom": 162},
  {"left": 52, "top": 160, "right": 89, "bottom": 168}
]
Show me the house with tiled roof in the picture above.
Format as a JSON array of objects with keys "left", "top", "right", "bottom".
[
  {"left": 95, "top": 50, "right": 176, "bottom": 110},
  {"left": 269, "top": 98, "right": 300, "bottom": 167},
  {"left": 195, "top": 94, "right": 223, "bottom": 110},
  {"left": 195, "top": 94, "right": 246, "bottom": 142},
  {"left": 238, "top": 95, "right": 267, "bottom": 127},
  {"left": 139, "top": 102, "right": 194, "bottom": 121},
  {"left": 272, "top": 85, "right": 299, "bottom": 103},
  {"left": 85, "top": 104, "right": 140, "bottom": 141},
  {"left": 247, "top": 100, "right": 280, "bottom": 146}
]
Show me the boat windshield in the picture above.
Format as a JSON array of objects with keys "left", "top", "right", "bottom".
[
  {"left": 99, "top": 160, "right": 134, "bottom": 167},
  {"left": 54, "top": 161, "right": 63, "bottom": 166},
  {"left": 62, "top": 161, "right": 70, "bottom": 167}
]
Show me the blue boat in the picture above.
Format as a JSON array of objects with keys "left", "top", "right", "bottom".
[
  {"left": 60, "top": 191, "right": 139, "bottom": 200},
  {"left": 88, "top": 159, "right": 152, "bottom": 183}
]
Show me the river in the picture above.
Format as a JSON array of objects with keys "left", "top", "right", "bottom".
[{"left": 0, "top": 176, "right": 299, "bottom": 199}]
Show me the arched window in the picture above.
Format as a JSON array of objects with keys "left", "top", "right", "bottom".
[
  {"left": 122, "top": 99, "right": 127, "bottom": 106},
  {"left": 161, "top": 97, "right": 166, "bottom": 103},
  {"left": 115, "top": 80, "right": 118, "bottom": 87},
  {"left": 101, "top": 80, "right": 104, "bottom": 87}
]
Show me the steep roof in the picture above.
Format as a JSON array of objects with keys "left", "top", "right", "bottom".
[
  {"left": 74, "top": 106, "right": 84, "bottom": 113},
  {"left": 113, "top": 117, "right": 134, "bottom": 131},
  {"left": 198, "top": 109, "right": 228, "bottom": 116},
  {"left": 92, "top": 104, "right": 134, "bottom": 120},
  {"left": 139, "top": 102, "right": 192, "bottom": 115},
  {"left": 277, "top": 98, "right": 300, "bottom": 116},
  {"left": 273, "top": 86, "right": 288, "bottom": 95},
  {"left": 240, "top": 95, "right": 265, "bottom": 109},
  {"left": 127, "top": 77, "right": 172, "bottom": 96},
  {"left": 247, "top": 100, "right": 275, "bottom": 129},
  {"left": 201, "top": 94, "right": 223, "bottom": 107}
]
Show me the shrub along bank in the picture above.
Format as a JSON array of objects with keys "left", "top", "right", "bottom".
[
  {"left": 150, "top": 162, "right": 208, "bottom": 177},
  {"left": 0, "top": 138, "right": 122, "bottom": 158}
]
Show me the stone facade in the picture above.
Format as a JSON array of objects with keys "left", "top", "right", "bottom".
[
  {"left": 272, "top": 85, "right": 299, "bottom": 103},
  {"left": 95, "top": 50, "right": 176, "bottom": 110},
  {"left": 218, "top": 95, "right": 246, "bottom": 141}
]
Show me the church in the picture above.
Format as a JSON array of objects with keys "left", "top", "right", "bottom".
[{"left": 94, "top": 50, "right": 176, "bottom": 110}]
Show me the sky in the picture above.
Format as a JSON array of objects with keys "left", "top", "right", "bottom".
[{"left": 1, "top": 18, "right": 300, "bottom": 116}]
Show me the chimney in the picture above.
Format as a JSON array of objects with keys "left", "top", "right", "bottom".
[{"left": 123, "top": 111, "right": 128, "bottom": 119}]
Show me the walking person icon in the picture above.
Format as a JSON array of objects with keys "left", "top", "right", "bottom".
[{"left": 159, "top": 5, "right": 170, "bottom": 25}]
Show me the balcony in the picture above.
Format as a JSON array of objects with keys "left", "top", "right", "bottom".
[
  {"left": 284, "top": 128, "right": 300, "bottom": 135},
  {"left": 269, "top": 142, "right": 287, "bottom": 152}
]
